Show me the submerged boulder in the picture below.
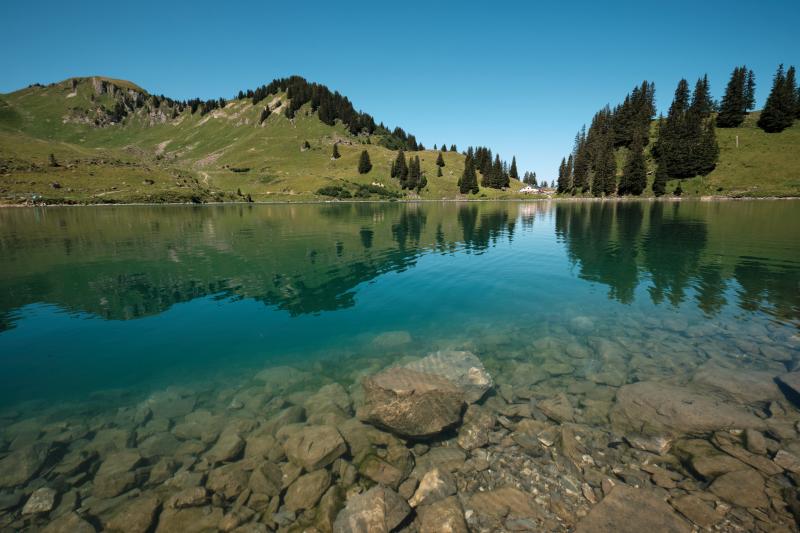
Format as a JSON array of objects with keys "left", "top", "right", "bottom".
[
  {"left": 404, "top": 350, "right": 493, "bottom": 403},
  {"left": 333, "top": 486, "right": 410, "bottom": 533},
  {"left": 358, "top": 367, "right": 464, "bottom": 438},
  {"left": 283, "top": 425, "right": 347, "bottom": 471},
  {"left": 575, "top": 484, "right": 691, "bottom": 533},
  {"left": 610, "top": 381, "right": 766, "bottom": 436}
]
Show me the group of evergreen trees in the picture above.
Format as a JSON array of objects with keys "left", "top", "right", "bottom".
[
  {"left": 471, "top": 147, "right": 512, "bottom": 189},
  {"left": 390, "top": 151, "right": 427, "bottom": 192},
  {"left": 458, "top": 152, "right": 480, "bottom": 194},
  {"left": 522, "top": 171, "right": 538, "bottom": 186},
  {"left": 758, "top": 64, "right": 799, "bottom": 133},
  {"left": 716, "top": 66, "right": 755, "bottom": 127}
]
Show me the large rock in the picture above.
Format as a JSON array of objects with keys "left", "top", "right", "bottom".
[
  {"left": 105, "top": 495, "right": 161, "bottom": 533},
  {"left": 206, "top": 463, "right": 249, "bottom": 500},
  {"left": 205, "top": 428, "right": 245, "bottom": 463},
  {"left": 709, "top": 469, "right": 768, "bottom": 508},
  {"left": 283, "top": 425, "right": 347, "bottom": 471},
  {"left": 467, "top": 486, "right": 540, "bottom": 519},
  {"left": 333, "top": 486, "right": 410, "bottom": 533},
  {"left": 610, "top": 382, "right": 765, "bottom": 436},
  {"left": 457, "top": 405, "right": 494, "bottom": 450},
  {"left": 776, "top": 372, "right": 800, "bottom": 407},
  {"left": 155, "top": 506, "right": 224, "bottom": 533},
  {"left": 575, "top": 485, "right": 691, "bottom": 533},
  {"left": 692, "top": 363, "right": 782, "bottom": 404},
  {"left": 22, "top": 487, "right": 57, "bottom": 515},
  {"left": 417, "top": 496, "right": 467, "bottom": 533},
  {"left": 405, "top": 351, "right": 493, "bottom": 403},
  {"left": 409, "top": 468, "right": 456, "bottom": 508},
  {"left": 0, "top": 442, "right": 52, "bottom": 488},
  {"left": 41, "top": 512, "right": 96, "bottom": 533},
  {"left": 358, "top": 367, "right": 465, "bottom": 438},
  {"left": 92, "top": 450, "right": 144, "bottom": 498},
  {"left": 284, "top": 469, "right": 331, "bottom": 511}
]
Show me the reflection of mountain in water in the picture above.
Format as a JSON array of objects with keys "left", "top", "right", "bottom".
[
  {"left": 0, "top": 203, "right": 519, "bottom": 328},
  {"left": 554, "top": 201, "right": 800, "bottom": 325}
]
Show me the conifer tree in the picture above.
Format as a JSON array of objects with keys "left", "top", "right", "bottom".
[
  {"left": 392, "top": 150, "right": 408, "bottom": 183},
  {"left": 441, "top": 144, "right": 447, "bottom": 152},
  {"left": 652, "top": 157, "right": 668, "bottom": 197},
  {"left": 571, "top": 127, "right": 590, "bottom": 192},
  {"left": 758, "top": 64, "right": 796, "bottom": 133},
  {"left": 557, "top": 157, "right": 569, "bottom": 193},
  {"left": 690, "top": 75, "right": 713, "bottom": 119},
  {"left": 450, "top": 144, "right": 457, "bottom": 152},
  {"left": 509, "top": 156, "right": 519, "bottom": 182},
  {"left": 745, "top": 69, "right": 756, "bottom": 111},
  {"left": 591, "top": 137, "right": 616, "bottom": 196},
  {"left": 436, "top": 152, "right": 445, "bottom": 167},
  {"left": 717, "top": 66, "right": 748, "bottom": 127},
  {"left": 619, "top": 137, "right": 647, "bottom": 195},
  {"left": 437, "top": 166, "right": 443, "bottom": 177},
  {"left": 358, "top": 150, "right": 372, "bottom": 174},
  {"left": 331, "top": 143, "right": 340, "bottom": 159},
  {"left": 459, "top": 155, "right": 479, "bottom": 194}
]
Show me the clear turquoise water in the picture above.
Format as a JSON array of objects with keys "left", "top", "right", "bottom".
[{"left": 0, "top": 200, "right": 798, "bottom": 410}]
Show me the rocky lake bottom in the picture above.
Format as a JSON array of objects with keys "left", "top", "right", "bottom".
[{"left": 0, "top": 201, "right": 798, "bottom": 531}]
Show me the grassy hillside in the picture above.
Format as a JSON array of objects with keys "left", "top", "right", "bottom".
[{"left": 0, "top": 77, "right": 524, "bottom": 204}]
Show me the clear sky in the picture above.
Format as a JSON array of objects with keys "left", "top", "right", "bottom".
[{"left": 1, "top": 0, "right": 798, "bottom": 179}]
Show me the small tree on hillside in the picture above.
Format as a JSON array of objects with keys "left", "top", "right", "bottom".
[
  {"left": 509, "top": 156, "right": 519, "bottom": 182},
  {"left": 437, "top": 166, "right": 443, "bottom": 177},
  {"left": 459, "top": 155, "right": 479, "bottom": 194},
  {"left": 358, "top": 150, "right": 372, "bottom": 174},
  {"left": 758, "top": 64, "right": 797, "bottom": 133},
  {"left": 652, "top": 158, "right": 668, "bottom": 197},
  {"left": 49, "top": 153, "right": 59, "bottom": 167},
  {"left": 436, "top": 152, "right": 445, "bottom": 167},
  {"left": 331, "top": 143, "right": 341, "bottom": 159}
]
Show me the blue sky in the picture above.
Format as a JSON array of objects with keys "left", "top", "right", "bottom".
[{"left": 1, "top": 0, "right": 797, "bottom": 179}]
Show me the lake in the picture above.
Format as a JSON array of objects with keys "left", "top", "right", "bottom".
[{"left": 1, "top": 200, "right": 799, "bottom": 531}]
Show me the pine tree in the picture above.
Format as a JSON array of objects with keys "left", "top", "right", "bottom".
[
  {"left": 416, "top": 173, "right": 427, "bottom": 193},
  {"left": 441, "top": 144, "right": 447, "bottom": 152},
  {"left": 509, "top": 156, "right": 519, "bottom": 182},
  {"left": 717, "top": 66, "right": 748, "bottom": 127},
  {"left": 697, "top": 120, "right": 719, "bottom": 175},
  {"left": 331, "top": 143, "right": 340, "bottom": 159},
  {"left": 436, "top": 152, "right": 445, "bottom": 167},
  {"left": 745, "top": 69, "right": 756, "bottom": 111},
  {"left": 358, "top": 150, "right": 372, "bottom": 174},
  {"left": 690, "top": 75, "right": 713, "bottom": 119},
  {"left": 532, "top": 171, "right": 537, "bottom": 187},
  {"left": 459, "top": 155, "right": 479, "bottom": 194},
  {"left": 571, "top": 126, "right": 590, "bottom": 192},
  {"left": 619, "top": 137, "right": 647, "bottom": 195},
  {"left": 49, "top": 153, "right": 59, "bottom": 167},
  {"left": 591, "top": 137, "right": 616, "bottom": 196},
  {"left": 392, "top": 150, "right": 408, "bottom": 183},
  {"left": 674, "top": 181, "right": 683, "bottom": 196},
  {"left": 758, "top": 64, "right": 796, "bottom": 133},
  {"left": 450, "top": 144, "right": 457, "bottom": 152},
  {"left": 437, "top": 166, "right": 443, "bottom": 177}
]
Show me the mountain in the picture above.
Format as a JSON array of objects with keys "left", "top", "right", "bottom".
[{"left": 0, "top": 76, "right": 523, "bottom": 204}]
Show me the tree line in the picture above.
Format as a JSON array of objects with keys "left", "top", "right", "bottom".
[{"left": 557, "top": 63, "right": 799, "bottom": 197}]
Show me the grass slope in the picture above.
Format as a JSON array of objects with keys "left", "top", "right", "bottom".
[{"left": 0, "top": 77, "right": 523, "bottom": 204}]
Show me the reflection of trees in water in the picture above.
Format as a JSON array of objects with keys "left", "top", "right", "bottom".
[
  {"left": 556, "top": 202, "right": 642, "bottom": 304},
  {"left": 458, "top": 205, "right": 514, "bottom": 252},
  {"left": 555, "top": 201, "right": 799, "bottom": 324}
]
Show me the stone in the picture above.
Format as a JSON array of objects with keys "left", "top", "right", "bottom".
[
  {"left": 745, "top": 429, "right": 767, "bottom": 455},
  {"left": 285, "top": 469, "right": 331, "bottom": 511},
  {"left": 137, "top": 432, "right": 181, "bottom": 458},
  {"left": 358, "top": 454, "right": 404, "bottom": 489},
  {"left": 692, "top": 363, "right": 782, "bottom": 404},
  {"left": 85, "top": 428, "right": 133, "bottom": 456},
  {"left": 358, "top": 367, "right": 465, "bottom": 438},
  {"left": 0, "top": 492, "right": 22, "bottom": 512},
  {"left": 305, "top": 383, "right": 353, "bottom": 416},
  {"left": 773, "top": 450, "right": 800, "bottom": 474},
  {"left": 92, "top": 450, "right": 144, "bottom": 498},
  {"left": 404, "top": 350, "right": 493, "bottom": 403},
  {"left": 244, "top": 432, "right": 277, "bottom": 460},
  {"left": 575, "top": 485, "right": 691, "bottom": 533},
  {"left": 411, "top": 447, "right": 466, "bottom": 477},
  {"left": 316, "top": 485, "right": 345, "bottom": 533},
  {"left": 206, "top": 429, "right": 245, "bottom": 463},
  {"left": 467, "top": 486, "right": 539, "bottom": 519},
  {"left": 709, "top": 469, "right": 768, "bottom": 508},
  {"left": 22, "top": 487, "right": 57, "bottom": 515},
  {"left": 332, "top": 486, "right": 410, "bottom": 533},
  {"left": 105, "top": 495, "right": 161, "bottom": 533},
  {"left": 775, "top": 372, "right": 800, "bottom": 407},
  {"left": 149, "top": 457, "right": 178, "bottom": 485},
  {"left": 398, "top": 477, "right": 418, "bottom": 500},
  {"left": 207, "top": 463, "right": 249, "bottom": 500},
  {"left": 283, "top": 425, "right": 347, "bottom": 471},
  {"left": 41, "top": 512, "right": 96, "bottom": 533},
  {"left": 537, "top": 393, "right": 574, "bottom": 423},
  {"left": 168, "top": 487, "right": 208, "bottom": 508},
  {"left": 0, "top": 442, "right": 52, "bottom": 488},
  {"left": 457, "top": 404, "right": 494, "bottom": 451},
  {"left": 248, "top": 462, "right": 282, "bottom": 497},
  {"left": 417, "top": 496, "right": 468, "bottom": 533},
  {"left": 155, "top": 506, "right": 224, "bottom": 533},
  {"left": 611, "top": 382, "right": 765, "bottom": 435},
  {"left": 409, "top": 468, "right": 456, "bottom": 507},
  {"left": 669, "top": 494, "right": 720, "bottom": 529},
  {"left": 144, "top": 391, "right": 196, "bottom": 420}
]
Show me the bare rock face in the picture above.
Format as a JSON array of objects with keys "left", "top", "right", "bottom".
[
  {"left": 358, "top": 367, "right": 465, "bottom": 438},
  {"left": 610, "top": 381, "right": 766, "bottom": 436},
  {"left": 575, "top": 484, "right": 691, "bottom": 533},
  {"left": 404, "top": 351, "right": 493, "bottom": 403},
  {"left": 283, "top": 425, "right": 347, "bottom": 471},
  {"left": 333, "top": 486, "right": 411, "bottom": 533}
]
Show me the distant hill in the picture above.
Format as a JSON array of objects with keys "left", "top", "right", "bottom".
[{"left": 0, "top": 76, "right": 523, "bottom": 204}]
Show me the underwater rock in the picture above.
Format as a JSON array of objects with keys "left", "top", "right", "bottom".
[
  {"left": 709, "top": 469, "right": 768, "bottom": 508},
  {"left": 155, "top": 506, "right": 224, "bottom": 533},
  {"left": 776, "top": 372, "right": 800, "bottom": 407},
  {"left": 537, "top": 393, "right": 575, "bottom": 423},
  {"left": 283, "top": 425, "right": 347, "bottom": 471},
  {"left": 575, "top": 484, "right": 691, "bottom": 533},
  {"left": 22, "top": 487, "right": 57, "bottom": 515},
  {"left": 417, "top": 496, "right": 468, "bottom": 533},
  {"left": 408, "top": 467, "right": 456, "bottom": 508},
  {"left": 206, "top": 428, "right": 245, "bottom": 463},
  {"left": 467, "top": 486, "right": 540, "bottom": 519},
  {"left": 92, "top": 449, "right": 145, "bottom": 498},
  {"left": 332, "top": 486, "right": 410, "bottom": 533},
  {"left": 457, "top": 404, "right": 495, "bottom": 450},
  {"left": 611, "top": 381, "right": 766, "bottom": 435},
  {"left": 358, "top": 367, "right": 464, "bottom": 438},
  {"left": 41, "top": 512, "right": 96, "bottom": 533},
  {"left": 284, "top": 469, "right": 331, "bottom": 511},
  {"left": 105, "top": 494, "right": 161, "bottom": 533},
  {"left": 669, "top": 494, "right": 721, "bottom": 529},
  {"left": 404, "top": 350, "right": 493, "bottom": 403},
  {"left": 692, "top": 363, "right": 782, "bottom": 404},
  {"left": 0, "top": 441, "right": 52, "bottom": 488},
  {"left": 206, "top": 463, "right": 249, "bottom": 500},
  {"left": 168, "top": 487, "right": 208, "bottom": 509}
]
